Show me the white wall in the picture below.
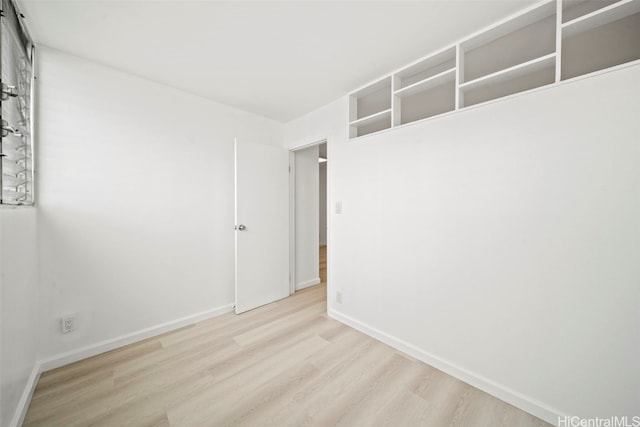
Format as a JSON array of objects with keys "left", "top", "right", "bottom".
[
  {"left": 294, "top": 145, "right": 319, "bottom": 290},
  {"left": 0, "top": 208, "right": 39, "bottom": 427},
  {"left": 35, "top": 47, "right": 283, "bottom": 364},
  {"left": 284, "top": 65, "right": 640, "bottom": 422}
]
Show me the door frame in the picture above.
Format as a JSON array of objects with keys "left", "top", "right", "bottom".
[{"left": 289, "top": 139, "right": 328, "bottom": 296}]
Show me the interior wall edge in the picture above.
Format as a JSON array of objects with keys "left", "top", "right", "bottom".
[
  {"left": 8, "top": 363, "right": 40, "bottom": 427},
  {"left": 1, "top": 207, "right": 39, "bottom": 427},
  {"left": 327, "top": 308, "right": 563, "bottom": 426}
]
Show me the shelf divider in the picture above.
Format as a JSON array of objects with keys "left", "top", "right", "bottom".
[
  {"left": 349, "top": 109, "right": 392, "bottom": 128},
  {"left": 394, "top": 68, "right": 456, "bottom": 98},
  {"left": 562, "top": 0, "right": 640, "bottom": 38},
  {"left": 461, "top": 0, "right": 556, "bottom": 51},
  {"left": 460, "top": 53, "right": 556, "bottom": 92}
]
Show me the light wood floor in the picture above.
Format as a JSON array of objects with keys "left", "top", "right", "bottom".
[{"left": 24, "top": 246, "right": 549, "bottom": 426}]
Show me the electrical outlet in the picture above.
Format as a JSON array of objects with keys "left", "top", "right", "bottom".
[
  {"left": 62, "top": 313, "right": 76, "bottom": 334},
  {"left": 336, "top": 291, "right": 343, "bottom": 304}
]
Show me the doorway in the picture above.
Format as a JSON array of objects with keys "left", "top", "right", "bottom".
[
  {"left": 318, "top": 143, "right": 327, "bottom": 290},
  {"left": 290, "top": 140, "right": 328, "bottom": 301}
]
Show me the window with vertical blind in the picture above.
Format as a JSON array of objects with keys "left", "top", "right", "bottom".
[{"left": 1, "top": 0, "right": 34, "bottom": 205}]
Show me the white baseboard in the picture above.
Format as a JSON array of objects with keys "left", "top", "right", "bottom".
[
  {"left": 39, "top": 303, "right": 234, "bottom": 372},
  {"left": 9, "top": 362, "right": 41, "bottom": 427},
  {"left": 8, "top": 304, "right": 234, "bottom": 426},
  {"left": 328, "top": 309, "right": 563, "bottom": 426},
  {"left": 296, "top": 277, "right": 321, "bottom": 291}
]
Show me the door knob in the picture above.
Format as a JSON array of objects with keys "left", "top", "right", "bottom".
[{"left": 235, "top": 224, "right": 246, "bottom": 231}]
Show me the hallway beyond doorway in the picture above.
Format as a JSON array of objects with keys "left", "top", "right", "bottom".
[{"left": 320, "top": 245, "right": 327, "bottom": 286}]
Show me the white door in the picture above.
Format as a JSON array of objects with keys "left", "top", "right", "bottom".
[{"left": 234, "top": 139, "right": 290, "bottom": 314}]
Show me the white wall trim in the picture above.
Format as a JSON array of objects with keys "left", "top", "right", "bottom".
[
  {"left": 39, "top": 303, "right": 234, "bottom": 372},
  {"left": 296, "top": 277, "right": 321, "bottom": 291},
  {"left": 328, "top": 308, "right": 564, "bottom": 426},
  {"left": 9, "top": 363, "right": 41, "bottom": 427}
]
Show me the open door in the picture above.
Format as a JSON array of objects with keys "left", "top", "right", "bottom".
[{"left": 234, "top": 139, "right": 290, "bottom": 314}]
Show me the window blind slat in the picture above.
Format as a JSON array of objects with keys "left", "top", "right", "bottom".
[
  {"left": 2, "top": 160, "right": 26, "bottom": 175},
  {"left": 1, "top": 0, "right": 34, "bottom": 205},
  {"left": 2, "top": 188, "right": 28, "bottom": 202}
]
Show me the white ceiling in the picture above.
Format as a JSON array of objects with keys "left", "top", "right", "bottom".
[{"left": 17, "top": 0, "right": 537, "bottom": 123}]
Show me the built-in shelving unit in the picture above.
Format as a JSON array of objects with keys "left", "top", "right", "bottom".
[
  {"left": 459, "top": 0, "right": 557, "bottom": 107},
  {"left": 562, "top": 0, "right": 626, "bottom": 25},
  {"left": 460, "top": 53, "right": 556, "bottom": 92},
  {"left": 561, "top": 0, "right": 640, "bottom": 79},
  {"left": 349, "top": 77, "right": 392, "bottom": 138},
  {"left": 394, "top": 68, "right": 456, "bottom": 98},
  {"left": 393, "top": 46, "right": 457, "bottom": 125},
  {"left": 349, "top": 109, "right": 392, "bottom": 128},
  {"left": 348, "top": 0, "right": 640, "bottom": 140}
]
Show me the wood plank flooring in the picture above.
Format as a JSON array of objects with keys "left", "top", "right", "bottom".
[{"left": 24, "top": 246, "right": 549, "bottom": 426}]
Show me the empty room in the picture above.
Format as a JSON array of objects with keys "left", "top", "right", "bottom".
[{"left": 1, "top": 0, "right": 638, "bottom": 426}]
